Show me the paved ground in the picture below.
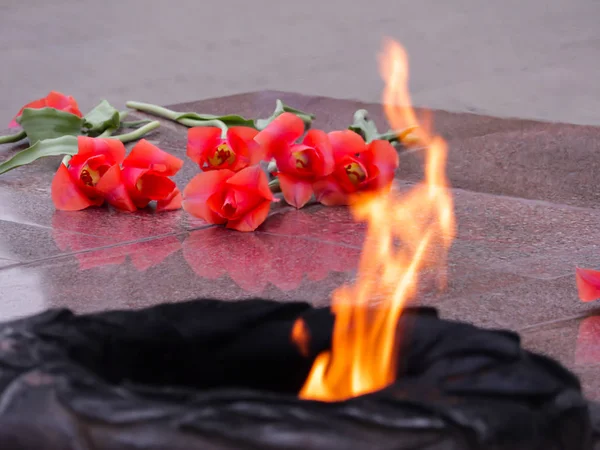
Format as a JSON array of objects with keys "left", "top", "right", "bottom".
[
  {"left": 1, "top": 91, "right": 599, "bottom": 400},
  {"left": 2, "top": 0, "right": 600, "bottom": 126}
]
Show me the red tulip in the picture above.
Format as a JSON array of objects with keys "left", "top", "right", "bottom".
[
  {"left": 187, "top": 126, "right": 261, "bottom": 172},
  {"left": 51, "top": 136, "right": 135, "bottom": 212},
  {"left": 576, "top": 267, "right": 600, "bottom": 302},
  {"left": 10, "top": 91, "right": 83, "bottom": 128},
  {"left": 254, "top": 112, "right": 305, "bottom": 158},
  {"left": 313, "top": 130, "right": 399, "bottom": 206},
  {"left": 121, "top": 139, "right": 184, "bottom": 211},
  {"left": 255, "top": 112, "right": 336, "bottom": 208},
  {"left": 183, "top": 165, "right": 277, "bottom": 232}
]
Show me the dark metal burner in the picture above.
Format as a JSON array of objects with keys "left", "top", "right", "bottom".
[{"left": 0, "top": 299, "right": 598, "bottom": 450}]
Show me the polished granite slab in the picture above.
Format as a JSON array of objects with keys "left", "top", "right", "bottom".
[{"left": 1, "top": 90, "right": 599, "bottom": 400}]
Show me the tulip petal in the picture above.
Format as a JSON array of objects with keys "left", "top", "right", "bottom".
[
  {"left": 227, "top": 199, "right": 272, "bottom": 232},
  {"left": 51, "top": 164, "right": 98, "bottom": 211},
  {"left": 123, "top": 139, "right": 184, "bottom": 175},
  {"left": 328, "top": 130, "right": 367, "bottom": 160},
  {"left": 187, "top": 127, "right": 222, "bottom": 165},
  {"left": 120, "top": 167, "right": 151, "bottom": 208},
  {"left": 186, "top": 193, "right": 228, "bottom": 225},
  {"left": 279, "top": 173, "right": 313, "bottom": 209},
  {"left": 9, "top": 99, "right": 48, "bottom": 128},
  {"left": 313, "top": 177, "right": 351, "bottom": 206},
  {"left": 576, "top": 267, "right": 600, "bottom": 302},
  {"left": 183, "top": 169, "right": 233, "bottom": 200},
  {"left": 156, "top": 188, "right": 182, "bottom": 212},
  {"left": 229, "top": 126, "right": 259, "bottom": 141},
  {"left": 182, "top": 170, "right": 233, "bottom": 224},
  {"left": 272, "top": 143, "right": 304, "bottom": 174},
  {"left": 255, "top": 112, "right": 304, "bottom": 159},
  {"left": 9, "top": 91, "right": 82, "bottom": 128},
  {"left": 46, "top": 91, "right": 83, "bottom": 118},
  {"left": 227, "top": 165, "right": 274, "bottom": 201},
  {"left": 228, "top": 126, "right": 263, "bottom": 166},
  {"left": 365, "top": 139, "right": 399, "bottom": 188},
  {"left": 95, "top": 165, "right": 137, "bottom": 212},
  {"left": 303, "top": 129, "right": 334, "bottom": 176},
  {"left": 97, "top": 138, "right": 127, "bottom": 165},
  {"left": 138, "top": 173, "right": 177, "bottom": 201},
  {"left": 76, "top": 136, "right": 126, "bottom": 165}
]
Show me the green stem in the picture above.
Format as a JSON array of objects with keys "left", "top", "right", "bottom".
[
  {"left": 61, "top": 155, "right": 72, "bottom": 166},
  {"left": 379, "top": 126, "right": 420, "bottom": 146},
  {"left": 349, "top": 109, "right": 379, "bottom": 143},
  {"left": 121, "top": 119, "right": 153, "bottom": 128},
  {"left": 0, "top": 130, "right": 27, "bottom": 145},
  {"left": 295, "top": 113, "right": 314, "bottom": 124},
  {"left": 125, "top": 101, "right": 230, "bottom": 130},
  {"left": 109, "top": 120, "right": 161, "bottom": 143},
  {"left": 125, "top": 101, "right": 179, "bottom": 121},
  {"left": 377, "top": 131, "right": 401, "bottom": 143},
  {"left": 353, "top": 109, "right": 369, "bottom": 123},
  {"left": 187, "top": 119, "right": 229, "bottom": 138},
  {"left": 267, "top": 159, "right": 278, "bottom": 174},
  {"left": 98, "top": 128, "right": 116, "bottom": 138},
  {"left": 268, "top": 177, "right": 281, "bottom": 193}
]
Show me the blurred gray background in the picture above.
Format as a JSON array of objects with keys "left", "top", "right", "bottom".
[{"left": 1, "top": 0, "right": 599, "bottom": 126}]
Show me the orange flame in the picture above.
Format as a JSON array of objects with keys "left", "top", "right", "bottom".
[
  {"left": 292, "top": 318, "right": 311, "bottom": 357},
  {"left": 293, "top": 39, "right": 456, "bottom": 402}
]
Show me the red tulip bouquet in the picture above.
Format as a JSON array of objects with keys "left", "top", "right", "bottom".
[{"left": 1, "top": 92, "right": 418, "bottom": 230}]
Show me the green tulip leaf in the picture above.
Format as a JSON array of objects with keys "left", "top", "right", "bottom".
[
  {"left": 0, "top": 130, "right": 27, "bottom": 145},
  {"left": 348, "top": 109, "right": 420, "bottom": 146},
  {"left": 83, "top": 100, "right": 121, "bottom": 136},
  {"left": 348, "top": 109, "right": 380, "bottom": 143},
  {"left": 19, "top": 107, "right": 83, "bottom": 145},
  {"left": 0, "top": 135, "right": 78, "bottom": 174}
]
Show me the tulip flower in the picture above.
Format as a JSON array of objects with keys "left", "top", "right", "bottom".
[
  {"left": 10, "top": 91, "right": 82, "bottom": 128},
  {"left": 121, "top": 139, "right": 184, "bottom": 211},
  {"left": 183, "top": 165, "right": 277, "bottom": 232},
  {"left": 51, "top": 136, "right": 134, "bottom": 211},
  {"left": 187, "top": 125, "right": 261, "bottom": 172},
  {"left": 313, "top": 130, "right": 399, "bottom": 206},
  {"left": 254, "top": 112, "right": 334, "bottom": 208},
  {"left": 254, "top": 112, "right": 305, "bottom": 158}
]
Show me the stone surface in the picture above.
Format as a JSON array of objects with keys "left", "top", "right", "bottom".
[
  {"left": 1, "top": 91, "right": 600, "bottom": 401},
  {"left": 522, "top": 315, "right": 600, "bottom": 400}
]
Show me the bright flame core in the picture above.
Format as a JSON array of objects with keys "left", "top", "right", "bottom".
[{"left": 294, "top": 39, "right": 456, "bottom": 402}]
